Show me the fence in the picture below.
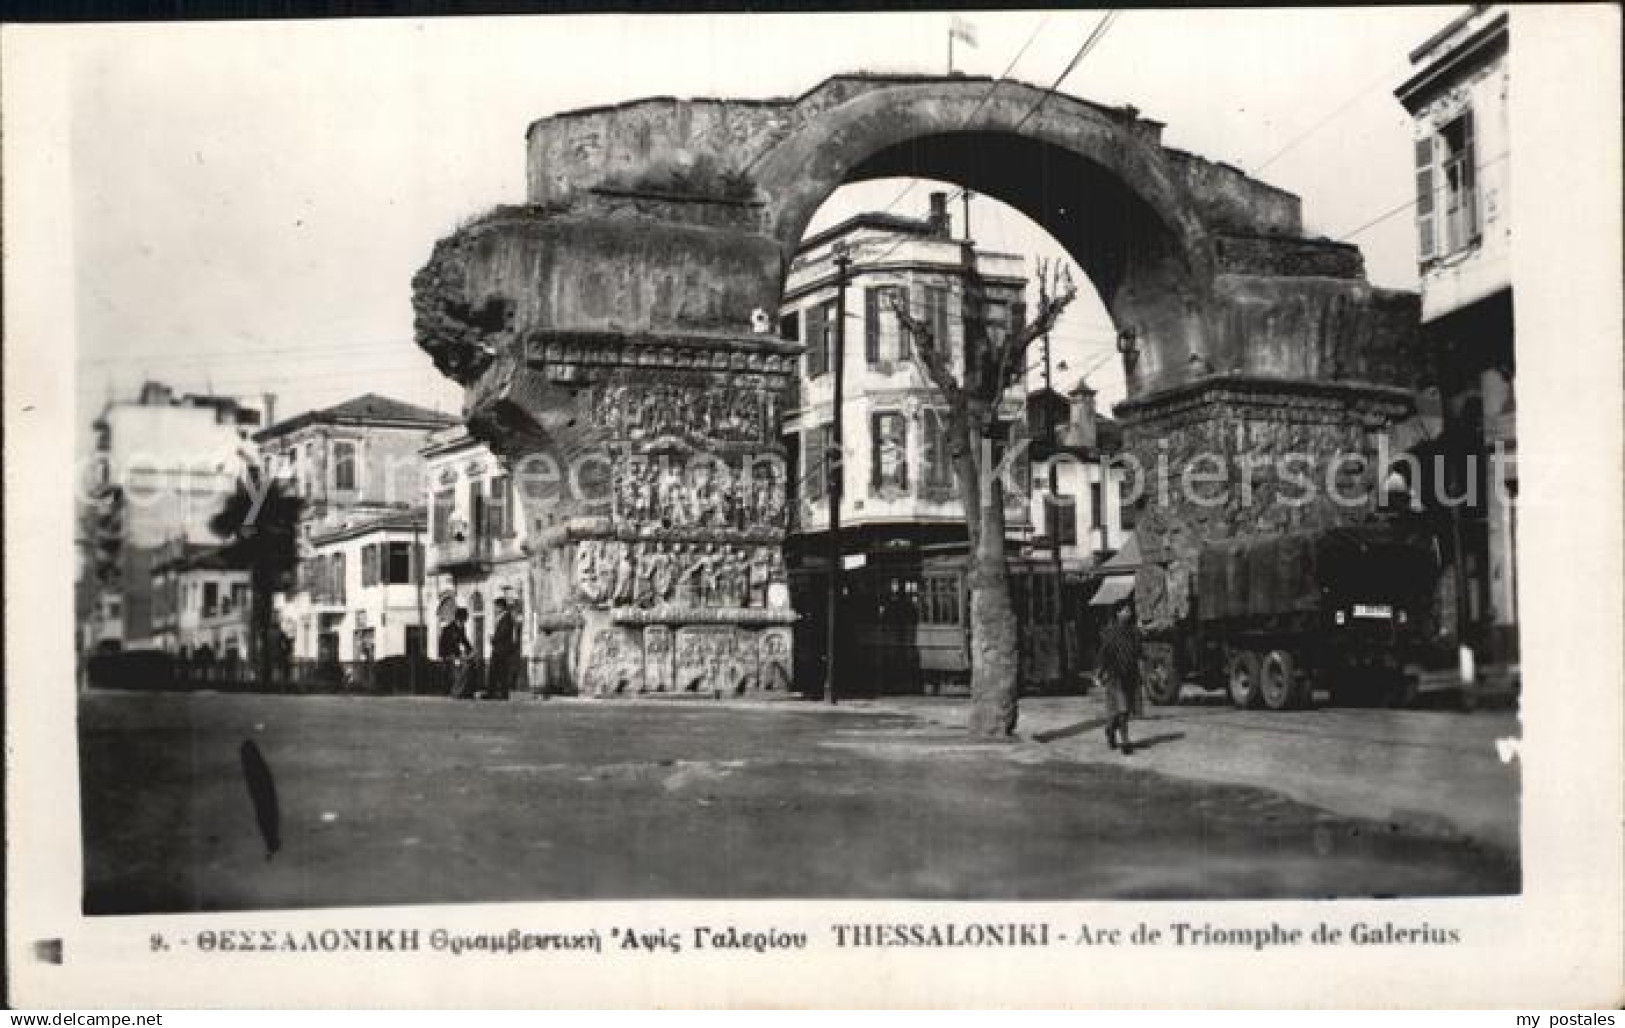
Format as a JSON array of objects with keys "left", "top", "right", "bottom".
[{"left": 87, "top": 651, "right": 556, "bottom": 698}]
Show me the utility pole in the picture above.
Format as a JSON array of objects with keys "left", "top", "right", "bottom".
[
  {"left": 1042, "top": 329, "right": 1069, "bottom": 687},
  {"left": 824, "top": 243, "right": 852, "bottom": 706}
]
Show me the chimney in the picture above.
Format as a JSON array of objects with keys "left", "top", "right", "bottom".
[
  {"left": 262, "top": 392, "right": 277, "bottom": 429},
  {"left": 927, "top": 192, "right": 951, "bottom": 238}
]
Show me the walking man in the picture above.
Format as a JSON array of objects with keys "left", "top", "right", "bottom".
[
  {"left": 1095, "top": 599, "right": 1143, "bottom": 754},
  {"left": 441, "top": 607, "right": 475, "bottom": 699}
]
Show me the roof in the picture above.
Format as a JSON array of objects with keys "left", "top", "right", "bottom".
[
  {"left": 154, "top": 545, "right": 243, "bottom": 575},
  {"left": 794, "top": 211, "right": 940, "bottom": 257},
  {"left": 255, "top": 393, "right": 457, "bottom": 442},
  {"left": 310, "top": 508, "right": 427, "bottom": 546}
]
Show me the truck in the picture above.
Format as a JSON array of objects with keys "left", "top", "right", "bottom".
[{"left": 1138, "top": 524, "right": 1437, "bottom": 710}]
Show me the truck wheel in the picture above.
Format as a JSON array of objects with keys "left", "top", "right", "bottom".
[
  {"left": 1260, "top": 649, "right": 1300, "bottom": 711},
  {"left": 1227, "top": 650, "right": 1261, "bottom": 709},
  {"left": 1142, "top": 645, "right": 1181, "bottom": 706}
]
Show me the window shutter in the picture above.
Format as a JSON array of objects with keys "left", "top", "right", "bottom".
[
  {"left": 894, "top": 286, "right": 910, "bottom": 361},
  {"left": 806, "top": 304, "right": 827, "bottom": 378},
  {"left": 897, "top": 416, "right": 909, "bottom": 490},
  {"left": 927, "top": 285, "right": 949, "bottom": 353},
  {"left": 864, "top": 288, "right": 880, "bottom": 364},
  {"left": 870, "top": 414, "right": 883, "bottom": 492},
  {"left": 1460, "top": 108, "right": 1479, "bottom": 241},
  {"left": 1415, "top": 135, "right": 1438, "bottom": 262},
  {"left": 413, "top": 543, "right": 425, "bottom": 584}
]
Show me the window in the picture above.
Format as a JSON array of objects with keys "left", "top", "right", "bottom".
[
  {"left": 467, "top": 480, "right": 486, "bottom": 545},
  {"left": 1044, "top": 494, "right": 1078, "bottom": 546},
  {"left": 804, "top": 301, "right": 833, "bottom": 379},
  {"left": 922, "top": 408, "right": 955, "bottom": 493},
  {"left": 865, "top": 285, "right": 907, "bottom": 364},
  {"left": 333, "top": 440, "right": 357, "bottom": 493},
  {"left": 1089, "top": 480, "right": 1104, "bottom": 534},
  {"left": 804, "top": 424, "right": 830, "bottom": 503},
  {"left": 386, "top": 541, "right": 414, "bottom": 584},
  {"left": 870, "top": 412, "right": 909, "bottom": 493},
  {"left": 432, "top": 488, "right": 454, "bottom": 543},
  {"left": 203, "top": 582, "right": 219, "bottom": 618},
  {"left": 1416, "top": 110, "right": 1480, "bottom": 261},
  {"left": 779, "top": 310, "right": 800, "bottom": 342},
  {"left": 488, "top": 475, "right": 511, "bottom": 538},
  {"left": 231, "top": 582, "right": 250, "bottom": 613},
  {"left": 925, "top": 284, "right": 950, "bottom": 354},
  {"left": 920, "top": 574, "right": 962, "bottom": 626},
  {"left": 361, "top": 544, "right": 376, "bottom": 587}
]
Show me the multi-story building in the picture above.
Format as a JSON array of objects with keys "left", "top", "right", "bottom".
[
  {"left": 1394, "top": 4, "right": 1518, "bottom": 684},
  {"left": 421, "top": 426, "right": 528, "bottom": 667},
  {"left": 779, "top": 195, "right": 1058, "bottom": 693},
  {"left": 80, "top": 381, "right": 268, "bottom": 650},
  {"left": 293, "top": 510, "right": 429, "bottom": 663},
  {"left": 1025, "top": 377, "right": 1129, "bottom": 569},
  {"left": 781, "top": 192, "right": 1031, "bottom": 561},
  {"left": 149, "top": 539, "right": 251, "bottom": 660},
  {"left": 255, "top": 393, "right": 454, "bottom": 662}
]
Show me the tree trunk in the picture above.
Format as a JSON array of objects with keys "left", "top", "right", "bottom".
[
  {"left": 251, "top": 566, "right": 275, "bottom": 688},
  {"left": 966, "top": 463, "right": 1021, "bottom": 738}
]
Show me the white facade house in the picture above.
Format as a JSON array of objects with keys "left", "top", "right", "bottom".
[
  {"left": 257, "top": 393, "right": 455, "bottom": 662},
  {"left": 1026, "top": 379, "right": 1130, "bottom": 568},
  {"left": 1396, "top": 4, "right": 1519, "bottom": 672},
  {"left": 421, "top": 426, "right": 529, "bottom": 665},
  {"left": 283, "top": 511, "right": 429, "bottom": 663},
  {"left": 781, "top": 194, "right": 1031, "bottom": 546}
]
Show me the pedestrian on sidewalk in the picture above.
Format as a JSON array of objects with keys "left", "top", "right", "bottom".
[
  {"left": 1096, "top": 600, "right": 1143, "bottom": 754},
  {"left": 488, "top": 597, "right": 521, "bottom": 701},
  {"left": 440, "top": 607, "right": 475, "bottom": 699}
]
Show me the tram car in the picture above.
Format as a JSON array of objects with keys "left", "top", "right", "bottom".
[{"left": 789, "top": 546, "right": 1088, "bottom": 697}]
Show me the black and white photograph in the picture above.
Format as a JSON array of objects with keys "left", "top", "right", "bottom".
[{"left": 4, "top": 3, "right": 1621, "bottom": 1009}]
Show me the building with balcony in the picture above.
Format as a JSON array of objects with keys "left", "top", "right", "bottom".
[
  {"left": 284, "top": 510, "right": 429, "bottom": 663},
  {"left": 781, "top": 193, "right": 1032, "bottom": 560},
  {"left": 779, "top": 195, "right": 1072, "bottom": 694},
  {"left": 256, "top": 392, "right": 456, "bottom": 659},
  {"left": 1394, "top": 4, "right": 1518, "bottom": 680},
  {"left": 421, "top": 426, "right": 529, "bottom": 665}
]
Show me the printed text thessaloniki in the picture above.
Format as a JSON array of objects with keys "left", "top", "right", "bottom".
[{"left": 832, "top": 923, "right": 1051, "bottom": 947}]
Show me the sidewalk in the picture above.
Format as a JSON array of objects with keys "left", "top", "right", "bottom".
[{"left": 854, "top": 692, "right": 1523, "bottom": 855}]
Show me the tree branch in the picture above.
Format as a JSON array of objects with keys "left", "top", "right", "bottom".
[
  {"left": 995, "top": 260, "right": 1079, "bottom": 390},
  {"left": 886, "top": 290, "right": 963, "bottom": 402}
]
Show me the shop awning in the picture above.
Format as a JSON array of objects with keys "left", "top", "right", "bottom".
[{"left": 1089, "top": 577, "right": 1136, "bottom": 607}]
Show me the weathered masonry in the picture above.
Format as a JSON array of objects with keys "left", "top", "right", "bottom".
[{"left": 413, "top": 74, "right": 1425, "bottom": 694}]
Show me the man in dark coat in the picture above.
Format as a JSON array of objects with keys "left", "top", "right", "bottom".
[
  {"left": 1095, "top": 600, "right": 1143, "bottom": 754},
  {"left": 440, "top": 607, "right": 474, "bottom": 699},
  {"left": 488, "top": 598, "right": 521, "bottom": 700}
]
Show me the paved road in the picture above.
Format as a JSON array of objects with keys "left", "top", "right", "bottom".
[
  {"left": 866, "top": 690, "right": 1522, "bottom": 854},
  {"left": 78, "top": 689, "right": 1518, "bottom": 914}
]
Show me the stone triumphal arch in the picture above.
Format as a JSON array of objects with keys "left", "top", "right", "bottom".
[{"left": 413, "top": 74, "right": 1424, "bottom": 696}]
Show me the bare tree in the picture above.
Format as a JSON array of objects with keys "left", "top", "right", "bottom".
[{"left": 888, "top": 258, "right": 1078, "bottom": 737}]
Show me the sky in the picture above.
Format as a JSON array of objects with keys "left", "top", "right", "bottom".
[{"left": 60, "top": 6, "right": 1458, "bottom": 431}]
